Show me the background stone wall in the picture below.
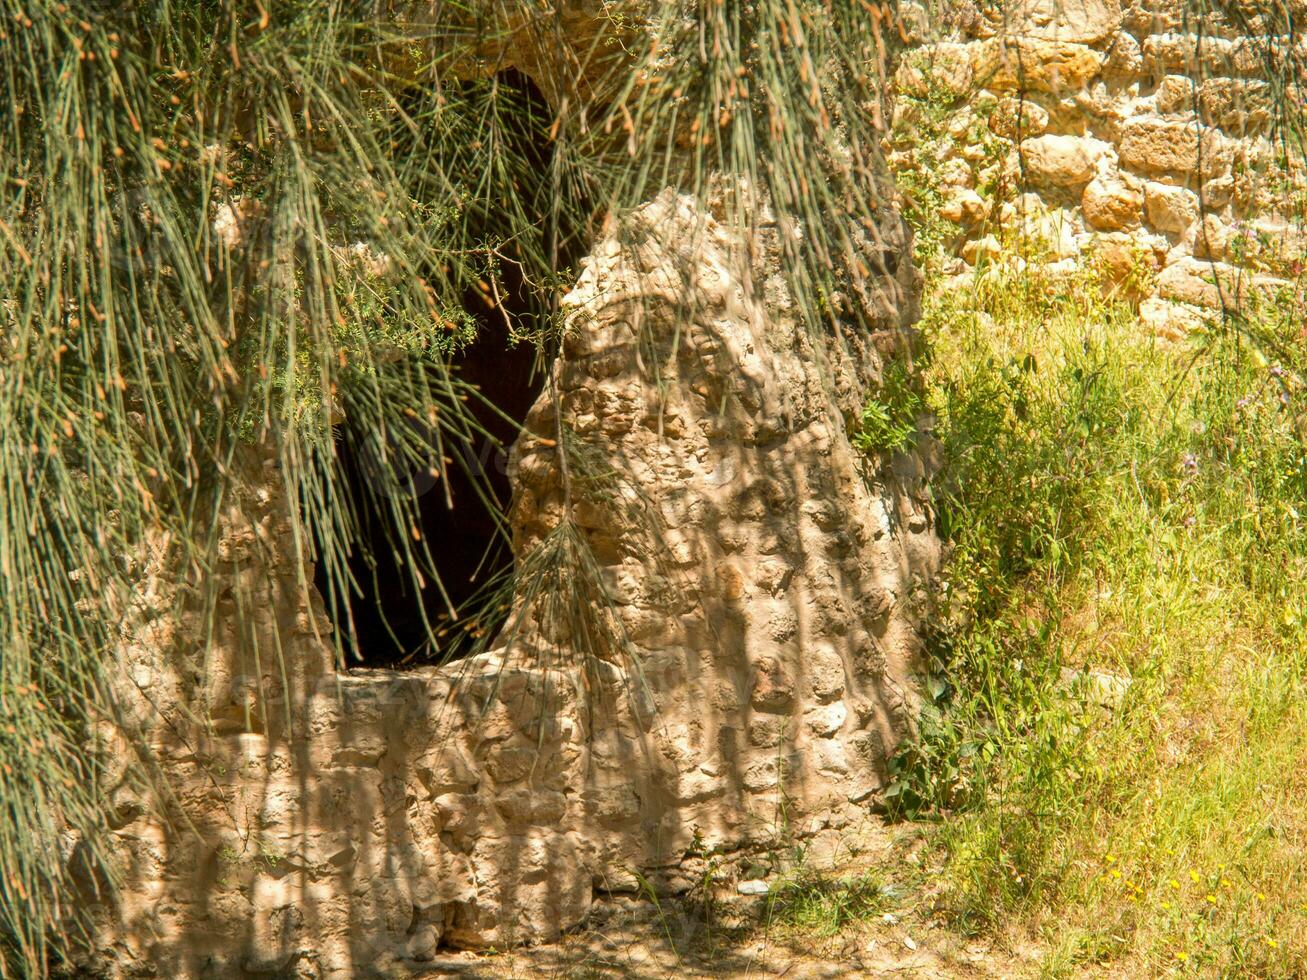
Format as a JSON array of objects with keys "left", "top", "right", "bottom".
[
  {"left": 892, "top": 0, "right": 1305, "bottom": 337},
  {"left": 76, "top": 191, "right": 938, "bottom": 979}
]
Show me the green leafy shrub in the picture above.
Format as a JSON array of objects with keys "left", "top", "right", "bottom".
[{"left": 851, "top": 360, "right": 925, "bottom": 455}]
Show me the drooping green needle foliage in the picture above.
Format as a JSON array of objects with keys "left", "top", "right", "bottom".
[{"left": 0, "top": 0, "right": 912, "bottom": 972}]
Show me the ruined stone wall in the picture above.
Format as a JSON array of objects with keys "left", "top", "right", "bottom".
[
  {"left": 892, "top": 0, "right": 1305, "bottom": 337},
  {"left": 75, "top": 186, "right": 937, "bottom": 978}
]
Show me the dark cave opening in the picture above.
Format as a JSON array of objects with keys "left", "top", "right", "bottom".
[
  {"left": 315, "top": 68, "right": 589, "bottom": 669},
  {"left": 319, "top": 316, "right": 542, "bottom": 669}
]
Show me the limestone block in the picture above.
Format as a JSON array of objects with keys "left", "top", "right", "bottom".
[
  {"left": 1030, "top": 212, "right": 1083, "bottom": 259},
  {"left": 979, "top": 0, "right": 1123, "bottom": 44},
  {"left": 989, "top": 96, "right": 1051, "bottom": 140},
  {"left": 1140, "top": 33, "right": 1206, "bottom": 75},
  {"left": 1153, "top": 75, "right": 1195, "bottom": 115},
  {"left": 1102, "top": 31, "right": 1144, "bottom": 81},
  {"left": 1082, "top": 174, "right": 1144, "bottom": 231},
  {"left": 485, "top": 744, "right": 540, "bottom": 784},
  {"left": 743, "top": 756, "right": 795, "bottom": 794},
  {"left": 974, "top": 38, "right": 1105, "bottom": 95},
  {"left": 1197, "top": 78, "right": 1272, "bottom": 135},
  {"left": 1192, "top": 213, "right": 1233, "bottom": 262},
  {"left": 941, "top": 187, "right": 989, "bottom": 227},
  {"left": 672, "top": 765, "right": 727, "bottom": 804},
  {"left": 1071, "top": 83, "right": 1130, "bottom": 139},
  {"left": 806, "top": 643, "right": 848, "bottom": 703},
  {"left": 1122, "top": 0, "right": 1186, "bottom": 37},
  {"left": 946, "top": 108, "right": 982, "bottom": 141},
  {"left": 448, "top": 832, "right": 593, "bottom": 947},
  {"left": 1249, "top": 218, "right": 1307, "bottom": 263},
  {"left": 1021, "top": 134, "right": 1098, "bottom": 192},
  {"left": 897, "top": 0, "right": 933, "bottom": 45},
  {"left": 804, "top": 701, "right": 849, "bottom": 737},
  {"left": 1156, "top": 257, "right": 1224, "bottom": 307},
  {"left": 1144, "top": 181, "right": 1201, "bottom": 234},
  {"left": 1202, "top": 174, "right": 1235, "bottom": 210},
  {"left": 750, "top": 656, "right": 797, "bottom": 712},
  {"left": 494, "top": 787, "right": 568, "bottom": 824},
  {"left": 1228, "top": 170, "right": 1280, "bottom": 217},
  {"left": 1139, "top": 296, "right": 1212, "bottom": 340},
  {"left": 1235, "top": 135, "right": 1280, "bottom": 174},
  {"left": 747, "top": 715, "right": 787, "bottom": 748},
  {"left": 813, "top": 737, "right": 852, "bottom": 777},
  {"left": 1091, "top": 231, "right": 1162, "bottom": 306},
  {"left": 211, "top": 197, "right": 263, "bottom": 251},
  {"left": 1001, "top": 191, "right": 1053, "bottom": 224},
  {"left": 407, "top": 925, "right": 439, "bottom": 962},
  {"left": 961, "top": 234, "right": 1003, "bottom": 265},
  {"left": 975, "top": 161, "right": 1003, "bottom": 192},
  {"left": 1154, "top": 256, "right": 1283, "bottom": 309},
  {"left": 938, "top": 157, "right": 975, "bottom": 188},
  {"left": 896, "top": 42, "right": 976, "bottom": 98},
  {"left": 1119, "top": 118, "right": 1232, "bottom": 177},
  {"left": 1140, "top": 33, "right": 1260, "bottom": 79},
  {"left": 581, "top": 784, "right": 642, "bottom": 823}
]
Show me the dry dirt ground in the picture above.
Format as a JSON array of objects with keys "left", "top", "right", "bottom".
[{"left": 412, "top": 820, "right": 1042, "bottom": 979}]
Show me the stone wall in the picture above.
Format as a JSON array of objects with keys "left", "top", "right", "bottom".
[
  {"left": 892, "top": 0, "right": 1305, "bottom": 337},
  {"left": 74, "top": 187, "right": 938, "bottom": 978}
]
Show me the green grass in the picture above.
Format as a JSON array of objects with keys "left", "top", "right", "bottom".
[
  {"left": 765, "top": 869, "right": 891, "bottom": 938},
  {"left": 891, "top": 256, "right": 1307, "bottom": 976}
]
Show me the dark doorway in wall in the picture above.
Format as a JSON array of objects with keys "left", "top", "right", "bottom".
[
  {"left": 315, "top": 68, "right": 589, "bottom": 668},
  {"left": 319, "top": 322, "right": 541, "bottom": 669}
]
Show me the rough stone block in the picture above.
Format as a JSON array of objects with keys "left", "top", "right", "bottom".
[
  {"left": 981, "top": 0, "right": 1123, "bottom": 44},
  {"left": 1120, "top": 117, "right": 1232, "bottom": 177},
  {"left": 1082, "top": 174, "right": 1144, "bottom": 230},
  {"left": 1021, "top": 134, "right": 1099, "bottom": 193},
  {"left": 1143, "top": 180, "right": 1201, "bottom": 233},
  {"left": 975, "top": 38, "right": 1105, "bottom": 95}
]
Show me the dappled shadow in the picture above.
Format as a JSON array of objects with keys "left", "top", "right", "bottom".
[
  {"left": 76, "top": 185, "right": 938, "bottom": 979},
  {"left": 513, "top": 187, "right": 939, "bottom": 886}
]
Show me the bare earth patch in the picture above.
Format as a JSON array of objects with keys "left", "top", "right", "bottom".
[{"left": 412, "top": 820, "right": 1041, "bottom": 979}]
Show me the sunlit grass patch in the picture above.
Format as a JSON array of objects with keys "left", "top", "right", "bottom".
[
  {"left": 764, "top": 869, "right": 893, "bottom": 939},
  {"left": 897, "top": 256, "right": 1307, "bottom": 975}
]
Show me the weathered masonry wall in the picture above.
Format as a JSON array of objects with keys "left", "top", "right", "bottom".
[
  {"left": 892, "top": 0, "right": 1305, "bottom": 337},
  {"left": 70, "top": 6, "right": 943, "bottom": 975},
  {"left": 77, "top": 191, "right": 939, "bottom": 979}
]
